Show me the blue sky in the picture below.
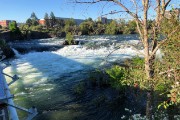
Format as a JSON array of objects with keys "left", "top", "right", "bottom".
[{"left": 0, "top": 0, "right": 179, "bottom": 23}]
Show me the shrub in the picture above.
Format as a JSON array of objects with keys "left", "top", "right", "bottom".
[
  {"left": 65, "top": 32, "right": 74, "bottom": 45},
  {"left": 106, "top": 65, "right": 130, "bottom": 91}
]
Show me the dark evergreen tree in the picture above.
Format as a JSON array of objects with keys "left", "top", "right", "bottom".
[
  {"left": 26, "top": 18, "right": 32, "bottom": 26},
  {"left": 49, "top": 12, "right": 56, "bottom": 27},
  {"left": 30, "top": 12, "right": 38, "bottom": 20},
  {"left": 44, "top": 13, "right": 50, "bottom": 28}
]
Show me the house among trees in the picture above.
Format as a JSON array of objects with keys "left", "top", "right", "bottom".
[
  {"left": 0, "top": 20, "right": 16, "bottom": 27},
  {"left": 39, "top": 19, "right": 45, "bottom": 25},
  {"left": 38, "top": 17, "right": 84, "bottom": 26},
  {"left": 98, "top": 17, "right": 108, "bottom": 24}
]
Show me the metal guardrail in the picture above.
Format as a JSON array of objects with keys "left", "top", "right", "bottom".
[{"left": 0, "top": 52, "right": 37, "bottom": 120}]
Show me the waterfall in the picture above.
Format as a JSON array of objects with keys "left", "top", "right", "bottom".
[{"left": 12, "top": 48, "right": 21, "bottom": 57}]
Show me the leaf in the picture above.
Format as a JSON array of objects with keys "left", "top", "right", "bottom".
[
  {"left": 164, "top": 105, "right": 167, "bottom": 109},
  {"left": 158, "top": 104, "right": 162, "bottom": 109}
]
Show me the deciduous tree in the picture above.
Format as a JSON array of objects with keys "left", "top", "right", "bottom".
[{"left": 72, "top": 0, "right": 178, "bottom": 119}]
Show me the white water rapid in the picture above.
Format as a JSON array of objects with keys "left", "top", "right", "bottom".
[{"left": 4, "top": 35, "right": 145, "bottom": 119}]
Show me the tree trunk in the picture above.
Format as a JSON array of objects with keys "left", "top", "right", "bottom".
[
  {"left": 143, "top": 5, "right": 154, "bottom": 118},
  {"left": 146, "top": 90, "right": 153, "bottom": 120},
  {"left": 144, "top": 46, "right": 154, "bottom": 120}
]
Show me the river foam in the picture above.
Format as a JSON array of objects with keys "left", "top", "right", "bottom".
[{"left": 5, "top": 37, "right": 144, "bottom": 87}]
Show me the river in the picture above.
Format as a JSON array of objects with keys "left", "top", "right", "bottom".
[{"left": 4, "top": 34, "right": 145, "bottom": 120}]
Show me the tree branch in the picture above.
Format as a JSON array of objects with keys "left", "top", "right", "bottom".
[
  {"left": 74, "top": 0, "right": 99, "bottom": 3},
  {"left": 112, "top": 0, "right": 142, "bottom": 25},
  {"left": 104, "top": 43, "right": 144, "bottom": 63},
  {"left": 164, "top": 0, "right": 171, "bottom": 9},
  {"left": 74, "top": 0, "right": 113, "bottom": 4},
  {"left": 149, "top": 27, "right": 179, "bottom": 59},
  {"left": 159, "top": 68, "right": 180, "bottom": 75},
  {"left": 74, "top": 0, "right": 143, "bottom": 26}
]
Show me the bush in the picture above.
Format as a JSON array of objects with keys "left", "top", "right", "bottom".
[
  {"left": 106, "top": 65, "right": 130, "bottom": 90},
  {"left": 65, "top": 32, "right": 74, "bottom": 45}
]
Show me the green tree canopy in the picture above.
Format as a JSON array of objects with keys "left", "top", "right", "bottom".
[
  {"left": 80, "top": 21, "right": 95, "bottom": 35},
  {"left": 64, "top": 18, "right": 76, "bottom": 32},
  {"left": 105, "top": 20, "right": 118, "bottom": 35},
  {"left": 44, "top": 13, "right": 50, "bottom": 28},
  {"left": 65, "top": 18, "right": 76, "bottom": 26},
  {"left": 9, "top": 21, "right": 18, "bottom": 32},
  {"left": 49, "top": 12, "right": 56, "bottom": 27},
  {"left": 30, "top": 12, "right": 38, "bottom": 20},
  {"left": 85, "top": 17, "right": 93, "bottom": 22},
  {"left": 26, "top": 18, "right": 32, "bottom": 26},
  {"left": 26, "top": 12, "right": 39, "bottom": 26}
]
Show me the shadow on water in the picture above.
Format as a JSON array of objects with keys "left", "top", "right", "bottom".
[
  {"left": 6, "top": 51, "right": 147, "bottom": 120},
  {"left": 5, "top": 50, "right": 99, "bottom": 119}
]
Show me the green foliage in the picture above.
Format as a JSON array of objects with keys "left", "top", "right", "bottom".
[
  {"left": 44, "top": 13, "right": 50, "bottom": 28},
  {"left": 30, "top": 12, "right": 38, "bottom": 20},
  {"left": 9, "top": 21, "right": 18, "bottom": 32},
  {"left": 26, "top": 18, "right": 39, "bottom": 26},
  {"left": 157, "top": 101, "right": 176, "bottom": 109},
  {"left": 65, "top": 18, "right": 76, "bottom": 26},
  {"left": 64, "top": 19, "right": 76, "bottom": 33},
  {"left": 26, "top": 18, "right": 32, "bottom": 26},
  {"left": 85, "top": 17, "right": 93, "bottom": 22},
  {"left": 55, "top": 19, "right": 65, "bottom": 29},
  {"left": 80, "top": 21, "right": 94, "bottom": 35},
  {"left": 147, "top": 20, "right": 154, "bottom": 29},
  {"left": 9, "top": 21, "right": 22, "bottom": 39},
  {"left": 105, "top": 20, "right": 118, "bottom": 35},
  {"left": 123, "top": 20, "right": 137, "bottom": 34},
  {"left": 124, "top": 57, "right": 147, "bottom": 89},
  {"left": 20, "top": 12, "right": 140, "bottom": 36},
  {"left": 29, "top": 25, "right": 43, "bottom": 31},
  {"left": 157, "top": 13, "right": 180, "bottom": 104},
  {"left": 106, "top": 65, "right": 129, "bottom": 90},
  {"left": 19, "top": 24, "right": 29, "bottom": 31},
  {"left": 66, "top": 32, "right": 74, "bottom": 45},
  {"left": 49, "top": 12, "right": 56, "bottom": 27},
  {"left": 94, "top": 21, "right": 105, "bottom": 35},
  {"left": 131, "top": 56, "right": 144, "bottom": 67},
  {"left": 26, "top": 12, "right": 39, "bottom": 26}
]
